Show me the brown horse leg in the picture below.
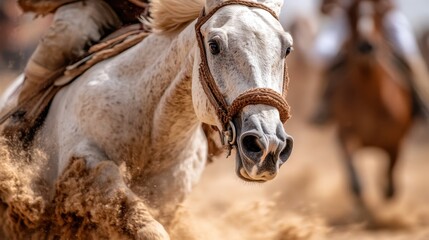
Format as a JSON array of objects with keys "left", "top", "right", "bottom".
[
  {"left": 343, "top": 152, "right": 362, "bottom": 200},
  {"left": 384, "top": 147, "right": 399, "bottom": 200},
  {"left": 337, "top": 132, "right": 375, "bottom": 224},
  {"left": 310, "top": 82, "right": 332, "bottom": 125},
  {"left": 337, "top": 131, "right": 362, "bottom": 201}
]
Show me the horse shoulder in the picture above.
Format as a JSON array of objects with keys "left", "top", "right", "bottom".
[{"left": 47, "top": 64, "right": 137, "bottom": 164}]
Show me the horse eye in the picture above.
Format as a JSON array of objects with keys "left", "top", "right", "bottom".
[
  {"left": 285, "top": 47, "right": 293, "bottom": 56},
  {"left": 208, "top": 40, "right": 221, "bottom": 55}
]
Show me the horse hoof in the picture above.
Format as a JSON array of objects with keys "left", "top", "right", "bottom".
[{"left": 136, "top": 221, "right": 170, "bottom": 240}]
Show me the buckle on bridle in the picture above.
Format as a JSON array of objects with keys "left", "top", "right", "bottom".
[
  {"left": 218, "top": 120, "right": 236, "bottom": 157},
  {"left": 224, "top": 120, "right": 237, "bottom": 146}
]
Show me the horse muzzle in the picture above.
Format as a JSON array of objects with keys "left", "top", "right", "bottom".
[
  {"left": 357, "top": 39, "right": 374, "bottom": 54},
  {"left": 235, "top": 107, "right": 293, "bottom": 182}
]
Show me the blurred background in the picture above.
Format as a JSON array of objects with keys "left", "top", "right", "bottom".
[
  {"left": 1, "top": 0, "right": 429, "bottom": 239},
  {"left": 0, "top": 0, "right": 51, "bottom": 89},
  {"left": 281, "top": 0, "right": 429, "bottom": 31}
]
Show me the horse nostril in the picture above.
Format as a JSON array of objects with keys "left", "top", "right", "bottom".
[
  {"left": 242, "top": 134, "right": 263, "bottom": 153},
  {"left": 239, "top": 131, "right": 293, "bottom": 166},
  {"left": 279, "top": 137, "right": 293, "bottom": 162},
  {"left": 357, "top": 40, "right": 374, "bottom": 54}
]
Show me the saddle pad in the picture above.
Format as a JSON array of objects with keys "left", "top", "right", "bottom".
[{"left": 55, "top": 25, "right": 150, "bottom": 86}]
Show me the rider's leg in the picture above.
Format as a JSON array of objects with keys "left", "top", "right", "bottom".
[
  {"left": 18, "top": 0, "right": 121, "bottom": 104},
  {"left": 383, "top": 9, "right": 429, "bottom": 117}
]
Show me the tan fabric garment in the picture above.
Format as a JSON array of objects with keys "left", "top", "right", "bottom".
[
  {"left": 17, "top": 0, "right": 148, "bottom": 19},
  {"left": 18, "top": 0, "right": 80, "bottom": 15},
  {"left": 24, "top": 0, "right": 121, "bottom": 85}
]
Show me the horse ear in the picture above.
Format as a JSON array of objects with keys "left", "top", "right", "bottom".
[
  {"left": 258, "top": 0, "right": 283, "bottom": 16},
  {"left": 205, "top": 0, "right": 284, "bottom": 16},
  {"left": 204, "top": 0, "right": 225, "bottom": 12}
]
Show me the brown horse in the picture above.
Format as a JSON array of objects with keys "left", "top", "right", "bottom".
[{"left": 326, "top": 0, "right": 416, "bottom": 203}]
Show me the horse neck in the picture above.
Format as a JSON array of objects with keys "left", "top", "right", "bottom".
[{"left": 143, "top": 23, "right": 203, "bottom": 163}]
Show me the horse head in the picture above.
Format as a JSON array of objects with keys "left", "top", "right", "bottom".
[
  {"left": 346, "top": 0, "right": 393, "bottom": 56},
  {"left": 192, "top": 0, "right": 293, "bottom": 182}
]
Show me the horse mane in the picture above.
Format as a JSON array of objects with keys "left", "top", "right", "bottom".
[{"left": 149, "top": 0, "right": 205, "bottom": 32}]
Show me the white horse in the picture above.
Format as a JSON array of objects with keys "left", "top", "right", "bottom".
[{"left": 0, "top": 0, "right": 293, "bottom": 238}]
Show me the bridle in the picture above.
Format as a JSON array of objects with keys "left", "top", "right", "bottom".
[{"left": 195, "top": 1, "right": 291, "bottom": 155}]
